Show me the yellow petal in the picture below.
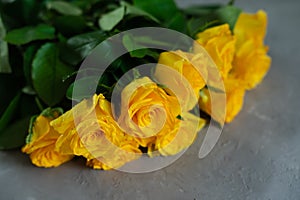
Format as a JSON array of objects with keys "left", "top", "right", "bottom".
[
  {"left": 232, "top": 40, "right": 271, "bottom": 90},
  {"left": 195, "top": 24, "right": 236, "bottom": 79},
  {"left": 199, "top": 78, "right": 246, "bottom": 123},
  {"left": 156, "top": 50, "right": 207, "bottom": 111},
  {"left": 234, "top": 10, "right": 268, "bottom": 49},
  {"left": 29, "top": 144, "right": 73, "bottom": 168}
]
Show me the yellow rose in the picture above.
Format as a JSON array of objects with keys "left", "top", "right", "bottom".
[
  {"left": 231, "top": 40, "right": 271, "bottom": 90},
  {"left": 232, "top": 10, "right": 271, "bottom": 90},
  {"left": 118, "top": 77, "right": 203, "bottom": 156},
  {"left": 51, "top": 94, "right": 141, "bottom": 170},
  {"left": 153, "top": 112, "right": 206, "bottom": 156},
  {"left": 118, "top": 77, "right": 180, "bottom": 146},
  {"left": 77, "top": 117, "right": 141, "bottom": 169},
  {"left": 50, "top": 94, "right": 101, "bottom": 134},
  {"left": 50, "top": 95, "right": 103, "bottom": 158},
  {"left": 86, "top": 158, "right": 111, "bottom": 170},
  {"left": 196, "top": 11, "right": 271, "bottom": 122},
  {"left": 234, "top": 10, "right": 268, "bottom": 49},
  {"left": 199, "top": 77, "right": 245, "bottom": 123},
  {"left": 85, "top": 141, "right": 141, "bottom": 170},
  {"left": 22, "top": 109, "right": 73, "bottom": 168},
  {"left": 195, "top": 24, "right": 236, "bottom": 79},
  {"left": 155, "top": 50, "right": 207, "bottom": 110}
]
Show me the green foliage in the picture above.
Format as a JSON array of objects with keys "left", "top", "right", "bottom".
[
  {"left": 133, "top": 0, "right": 186, "bottom": 32},
  {"left": 0, "top": 92, "right": 21, "bottom": 133},
  {"left": 23, "top": 45, "right": 40, "bottom": 87},
  {"left": 0, "top": 91, "right": 40, "bottom": 149},
  {"left": 54, "top": 30, "right": 108, "bottom": 71},
  {"left": 185, "top": 5, "right": 242, "bottom": 37},
  {"left": 0, "top": 117, "right": 31, "bottom": 150},
  {"left": 4, "top": 24, "right": 55, "bottom": 45},
  {"left": 133, "top": 0, "right": 178, "bottom": 21},
  {"left": 122, "top": 34, "right": 162, "bottom": 59},
  {"left": 214, "top": 6, "right": 242, "bottom": 30},
  {"left": 121, "top": 1, "right": 160, "bottom": 23},
  {"left": 66, "top": 75, "right": 100, "bottom": 101},
  {"left": 99, "top": 6, "right": 125, "bottom": 31},
  {"left": 46, "top": 1, "right": 83, "bottom": 16},
  {"left": 32, "top": 43, "right": 75, "bottom": 106}
]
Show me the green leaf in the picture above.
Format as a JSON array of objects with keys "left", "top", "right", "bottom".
[
  {"left": 53, "top": 15, "right": 87, "bottom": 37},
  {"left": 40, "top": 107, "right": 64, "bottom": 119},
  {"left": 66, "top": 76, "right": 100, "bottom": 101},
  {"left": 187, "top": 5, "right": 241, "bottom": 37},
  {"left": 62, "top": 68, "right": 106, "bottom": 83},
  {"left": 188, "top": 17, "right": 219, "bottom": 37},
  {"left": 22, "top": 86, "right": 36, "bottom": 95},
  {"left": 46, "top": 1, "right": 83, "bottom": 16},
  {"left": 0, "top": 15, "right": 11, "bottom": 73},
  {"left": 129, "top": 49, "right": 149, "bottom": 58},
  {"left": 182, "top": 5, "right": 221, "bottom": 16},
  {"left": 25, "top": 115, "right": 37, "bottom": 144},
  {"left": 164, "top": 12, "right": 186, "bottom": 32},
  {"left": 122, "top": 34, "right": 158, "bottom": 58},
  {"left": 32, "top": 43, "right": 75, "bottom": 106},
  {"left": 0, "top": 117, "right": 31, "bottom": 150},
  {"left": 65, "top": 31, "right": 108, "bottom": 64},
  {"left": 122, "top": 34, "right": 174, "bottom": 50},
  {"left": 132, "top": 0, "right": 187, "bottom": 32},
  {"left": 122, "top": 34, "right": 144, "bottom": 51},
  {"left": 99, "top": 6, "right": 125, "bottom": 31},
  {"left": 214, "top": 6, "right": 241, "bottom": 30},
  {"left": 122, "top": 34, "right": 173, "bottom": 59},
  {"left": 133, "top": 0, "right": 179, "bottom": 21},
  {"left": 0, "top": 92, "right": 21, "bottom": 132},
  {"left": 4, "top": 24, "right": 55, "bottom": 45},
  {"left": 23, "top": 45, "right": 40, "bottom": 87},
  {"left": 58, "top": 42, "right": 82, "bottom": 66},
  {"left": 121, "top": 1, "right": 160, "bottom": 23}
]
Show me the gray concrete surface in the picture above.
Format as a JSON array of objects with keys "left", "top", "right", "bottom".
[{"left": 1, "top": 0, "right": 300, "bottom": 199}]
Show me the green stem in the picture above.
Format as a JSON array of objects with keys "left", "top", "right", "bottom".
[{"left": 35, "top": 97, "right": 44, "bottom": 112}]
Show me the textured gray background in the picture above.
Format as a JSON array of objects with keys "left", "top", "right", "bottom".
[{"left": 1, "top": 0, "right": 300, "bottom": 199}]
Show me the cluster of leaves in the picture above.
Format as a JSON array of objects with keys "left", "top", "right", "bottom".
[{"left": 0, "top": 0, "right": 241, "bottom": 149}]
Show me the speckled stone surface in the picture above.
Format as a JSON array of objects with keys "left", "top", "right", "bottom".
[{"left": 1, "top": 0, "right": 300, "bottom": 199}]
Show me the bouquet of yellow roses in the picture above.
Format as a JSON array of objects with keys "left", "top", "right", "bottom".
[{"left": 0, "top": 0, "right": 270, "bottom": 170}]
